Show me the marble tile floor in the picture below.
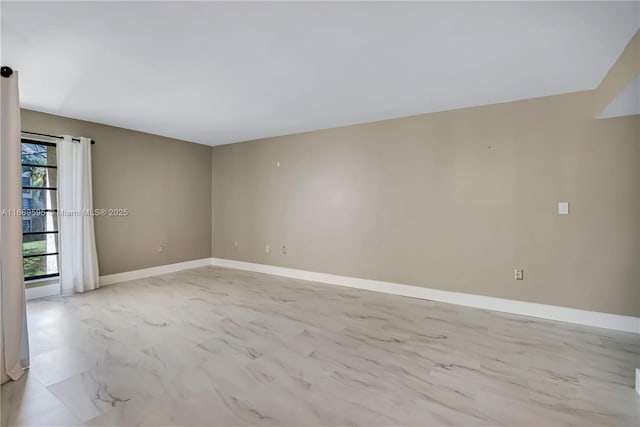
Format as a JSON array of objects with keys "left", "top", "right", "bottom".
[{"left": 2, "top": 266, "right": 639, "bottom": 426}]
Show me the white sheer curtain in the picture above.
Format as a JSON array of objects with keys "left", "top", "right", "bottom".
[
  {"left": 57, "top": 136, "right": 99, "bottom": 294},
  {"left": 1, "top": 69, "right": 30, "bottom": 384}
]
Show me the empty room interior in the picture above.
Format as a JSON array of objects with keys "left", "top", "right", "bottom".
[{"left": 1, "top": 1, "right": 640, "bottom": 426}]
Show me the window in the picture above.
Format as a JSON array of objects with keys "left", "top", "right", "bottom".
[{"left": 21, "top": 140, "right": 59, "bottom": 282}]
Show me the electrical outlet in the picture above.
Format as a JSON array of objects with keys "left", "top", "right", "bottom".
[
  {"left": 515, "top": 269, "right": 524, "bottom": 280},
  {"left": 558, "top": 202, "right": 569, "bottom": 215},
  {"left": 282, "top": 246, "right": 287, "bottom": 254},
  {"left": 157, "top": 245, "right": 164, "bottom": 253},
  {"left": 265, "top": 245, "right": 270, "bottom": 254},
  {"left": 234, "top": 241, "right": 238, "bottom": 248}
]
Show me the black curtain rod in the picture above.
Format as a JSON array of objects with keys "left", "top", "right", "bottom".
[{"left": 22, "top": 131, "right": 96, "bottom": 145}]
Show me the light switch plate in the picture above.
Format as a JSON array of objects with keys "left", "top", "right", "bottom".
[{"left": 558, "top": 202, "right": 569, "bottom": 215}]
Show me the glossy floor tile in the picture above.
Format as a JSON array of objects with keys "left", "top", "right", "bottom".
[{"left": 2, "top": 266, "right": 639, "bottom": 426}]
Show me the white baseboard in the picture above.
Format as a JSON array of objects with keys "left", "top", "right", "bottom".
[
  {"left": 209, "top": 257, "right": 640, "bottom": 334},
  {"left": 99, "top": 258, "right": 212, "bottom": 286}
]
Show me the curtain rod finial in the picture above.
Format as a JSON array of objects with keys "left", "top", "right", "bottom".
[{"left": 1, "top": 66, "right": 14, "bottom": 77}]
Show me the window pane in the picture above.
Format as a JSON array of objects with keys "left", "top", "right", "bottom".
[
  {"left": 21, "top": 188, "right": 57, "bottom": 211},
  {"left": 23, "top": 254, "right": 59, "bottom": 279},
  {"left": 23, "top": 234, "right": 58, "bottom": 256},
  {"left": 21, "top": 166, "right": 57, "bottom": 188},
  {"left": 21, "top": 142, "right": 59, "bottom": 283},
  {"left": 21, "top": 143, "right": 56, "bottom": 167},
  {"left": 22, "top": 212, "right": 57, "bottom": 233}
]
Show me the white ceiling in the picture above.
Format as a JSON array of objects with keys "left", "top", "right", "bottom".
[{"left": 2, "top": 1, "right": 639, "bottom": 146}]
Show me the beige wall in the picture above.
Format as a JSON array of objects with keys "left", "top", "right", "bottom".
[
  {"left": 21, "top": 109, "right": 212, "bottom": 276},
  {"left": 212, "top": 91, "right": 640, "bottom": 317},
  {"left": 21, "top": 93, "right": 640, "bottom": 316}
]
